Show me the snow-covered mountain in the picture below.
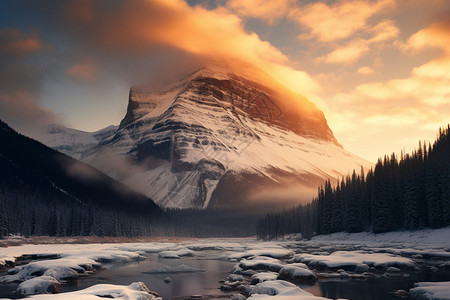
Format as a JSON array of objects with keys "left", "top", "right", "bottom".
[
  {"left": 41, "top": 63, "right": 371, "bottom": 209},
  {"left": 39, "top": 124, "right": 118, "bottom": 159}
]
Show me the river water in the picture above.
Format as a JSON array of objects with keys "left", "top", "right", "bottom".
[
  {"left": 60, "top": 252, "right": 236, "bottom": 299},
  {"left": 1, "top": 247, "right": 450, "bottom": 299}
]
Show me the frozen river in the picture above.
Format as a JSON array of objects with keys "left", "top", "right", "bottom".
[{"left": 1, "top": 229, "right": 450, "bottom": 299}]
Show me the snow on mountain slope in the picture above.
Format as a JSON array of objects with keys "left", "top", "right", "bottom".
[
  {"left": 38, "top": 124, "right": 118, "bottom": 159},
  {"left": 77, "top": 63, "right": 371, "bottom": 209}
]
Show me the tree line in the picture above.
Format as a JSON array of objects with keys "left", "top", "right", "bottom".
[
  {"left": 257, "top": 125, "right": 450, "bottom": 239},
  {"left": 0, "top": 185, "right": 257, "bottom": 238}
]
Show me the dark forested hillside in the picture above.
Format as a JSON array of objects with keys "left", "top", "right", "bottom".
[
  {"left": 257, "top": 125, "right": 450, "bottom": 239},
  {"left": 0, "top": 119, "right": 163, "bottom": 237},
  {"left": 0, "top": 120, "right": 259, "bottom": 238}
]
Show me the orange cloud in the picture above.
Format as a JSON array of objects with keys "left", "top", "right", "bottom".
[
  {"left": 0, "top": 29, "right": 43, "bottom": 55},
  {"left": 319, "top": 18, "right": 399, "bottom": 64},
  {"left": 63, "top": 0, "right": 320, "bottom": 98},
  {"left": 368, "top": 19, "right": 399, "bottom": 43},
  {"left": 319, "top": 19, "right": 450, "bottom": 161},
  {"left": 407, "top": 20, "right": 450, "bottom": 53},
  {"left": 227, "top": 0, "right": 294, "bottom": 23},
  {"left": 66, "top": 61, "right": 98, "bottom": 82},
  {"left": 354, "top": 20, "right": 450, "bottom": 106},
  {"left": 293, "top": 0, "right": 396, "bottom": 42},
  {"left": 412, "top": 58, "right": 450, "bottom": 80},
  {"left": 357, "top": 66, "right": 375, "bottom": 75},
  {"left": 320, "top": 39, "right": 370, "bottom": 64}
]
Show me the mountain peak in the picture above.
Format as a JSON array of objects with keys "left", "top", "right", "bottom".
[
  {"left": 76, "top": 62, "right": 370, "bottom": 209},
  {"left": 120, "top": 61, "right": 339, "bottom": 146}
]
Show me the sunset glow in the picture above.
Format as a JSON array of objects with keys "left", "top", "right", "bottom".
[{"left": 1, "top": 0, "right": 450, "bottom": 161}]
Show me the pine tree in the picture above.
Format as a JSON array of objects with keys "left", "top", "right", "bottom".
[
  {"left": 0, "top": 210, "right": 8, "bottom": 239},
  {"left": 30, "top": 209, "right": 37, "bottom": 236},
  {"left": 345, "top": 171, "right": 362, "bottom": 232},
  {"left": 372, "top": 160, "right": 392, "bottom": 233},
  {"left": 403, "top": 173, "right": 420, "bottom": 229},
  {"left": 47, "top": 210, "right": 58, "bottom": 236}
]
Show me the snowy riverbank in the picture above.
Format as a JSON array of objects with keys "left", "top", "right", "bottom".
[
  {"left": 0, "top": 229, "right": 449, "bottom": 299},
  {"left": 310, "top": 226, "right": 450, "bottom": 248}
]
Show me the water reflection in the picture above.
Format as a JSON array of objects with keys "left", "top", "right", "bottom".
[
  {"left": 302, "top": 269, "right": 450, "bottom": 300},
  {"left": 59, "top": 252, "right": 236, "bottom": 299}
]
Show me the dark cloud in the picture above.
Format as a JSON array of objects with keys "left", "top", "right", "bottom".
[
  {"left": 0, "top": 29, "right": 42, "bottom": 55},
  {"left": 0, "top": 92, "right": 57, "bottom": 136},
  {"left": 0, "top": 26, "right": 57, "bottom": 135}
]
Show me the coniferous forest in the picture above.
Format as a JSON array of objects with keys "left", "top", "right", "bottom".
[{"left": 257, "top": 125, "right": 450, "bottom": 240}]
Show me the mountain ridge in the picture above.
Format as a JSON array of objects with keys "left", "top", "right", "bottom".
[
  {"left": 36, "top": 62, "right": 371, "bottom": 209},
  {"left": 38, "top": 123, "right": 118, "bottom": 159},
  {"left": 0, "top": 119, "right": 161, "bottom": 213}
]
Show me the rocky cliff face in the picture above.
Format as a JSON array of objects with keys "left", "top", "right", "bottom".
[{"left": 56, "top": 64, "right": 371, "bottom": 209}]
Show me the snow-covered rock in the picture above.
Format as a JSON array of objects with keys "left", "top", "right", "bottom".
[
  {"left": 247, "top": 280, "right": 329, "bottom": 299},
  {"left": 409, "top": 281, "right": 450, "bottom": 299},
  {"left": 231, "top": 293, "right": 247, "bottom": 300},
  {"left": 229, "top": 245, "right": 293, "bottom": 260},
  {"left": 0, "top": 245, "right": 143, "bottom": 295},
  {"left": 355, "top": 263, "right": 370, "bottom": 273},
  {"left": 250, "top": 272, "right": 278, "bottom": 284},
  {"left": 232, "top": 264, "right": 245, "bottom": 274},
  {"left": 158, "top": 248, "right": 194, "bottom": 258},
  {"left": 42, "top": 266, "right": 79, "bottom": 281},
  {"left": 22, "top": 282, "right": 160, "bottom": 300},
  {"left": 278, "top": 264, "right": 317, "bottom": 283},
  {"left": 15, "top": 276, "right": 61, "bottom": 295},
  {"left": 1, "top": 258, "right": 94, "bottom": 283},
  {"left": 239, "top": 256, "right": 284, "bottom": 272},
  {"left": 296, "top": 251, "right": 415, "bottom": 271},
  {"left": 228, "top": 274, "right": 244, "bottom": 282}
]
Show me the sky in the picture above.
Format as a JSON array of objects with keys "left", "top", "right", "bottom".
[{"left": 1, "top": 0, "right": 450, "bottom": 162}]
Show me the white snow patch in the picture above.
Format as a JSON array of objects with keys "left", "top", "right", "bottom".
[
  {"left": 0, "top": 245, "right": 143, "bottom": 284},
  {"left": 311, "top": 226, "right": 450, "bottom": 249},
  {"left": 229, "top": 246, "right": 293, "bottom": 260},
  {"left": 15, "top": 276, "right": 60, "bottom": 295},
  {"left": 24, "top": 282, "right": 160, "bottom": 300},
  {"left": 250, "top": 272, "right": 278, "bottom": 284},
  {"left": 409, "top": 281, "right": 450, "bottom": 299},
  {"left": 0, "top": 258, "right": 96, "bottom": 283},
  {"left": 247, "top": 280, "right": 329, "bottom": 300},
  {"left": 278, "top": 264, "right": 316, "bottom": 282},
  {"left": 158, "top": 248, "right": 194, "bottom": 258},
  {"left": 296, "top": 251, "right": 414, "bottom": 269},
  {"left": 239, "top": 256, "right": 284, "bottom": 272}
]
